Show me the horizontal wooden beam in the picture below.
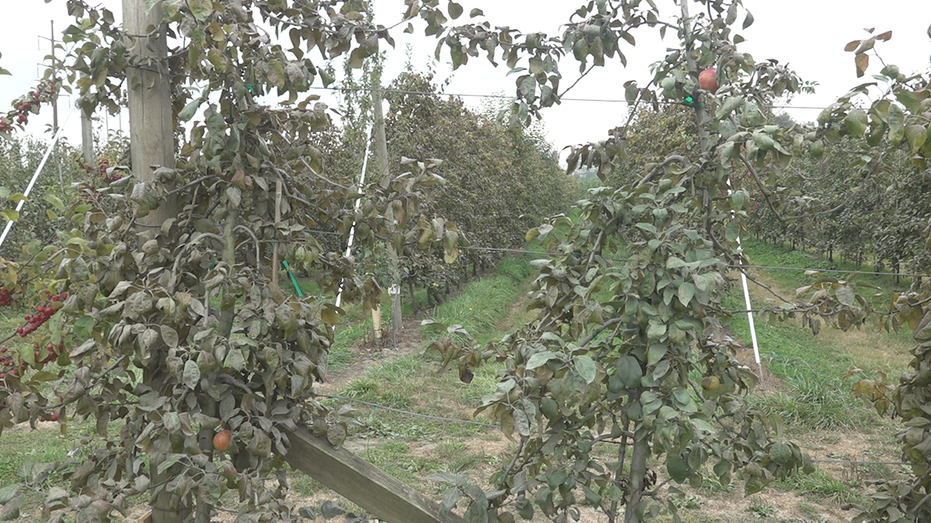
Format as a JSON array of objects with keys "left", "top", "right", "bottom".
[{"left": 282, "top": 426, "right": 465, "bottom": 523}]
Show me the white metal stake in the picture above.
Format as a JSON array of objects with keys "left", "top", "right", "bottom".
[
  {"left": 335, "top": 123, "right": 374, "bottom": 308},
  {"left": 738, "top": 244, "right": 763, "bottom": 372},
  {"left": 0, "top": 107, "right": 74, "bottom": 250},
  {"left": 726, "top": 178, "right": 763, "bottom": 376}
]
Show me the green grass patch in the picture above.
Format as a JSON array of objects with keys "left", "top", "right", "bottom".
[
  {"left": 726, "top": 289, "right": 875, "bottom": 430},
  {"left": 329, "top": 321, "right": 368, "bottom": 372},
  {"left": 777, "top": 468, "right": 859, "bottom": 504},
  {"left": 423, "top": 255, "right": 535, "bottom": 345},
  {"left": 333, "top": 255, "right": 537, "bottom": 444},
  {"left": 357, "top": 441, "right": 443, "bottom": 487},
  {"left": 723, "top": 239, "right": 914, "bottom": 430},
  {"left": 0, "top": 420, "right": 99, "bottom": 488},
  {"left": 339, "top": 350, "right": 501, "bottom": 440},
  {"left": 724, "top": 240, "right": 919, "bottom": 431},
  {"left": 741, "top": 239, "right": 910, "bottom": 294}
]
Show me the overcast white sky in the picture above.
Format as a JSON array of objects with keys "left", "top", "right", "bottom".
[{"left": 1, "top": 1, "right": 930, "bottom": 157}]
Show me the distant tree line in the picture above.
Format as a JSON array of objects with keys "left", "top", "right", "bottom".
[{"left": 317, "top": 67, "right": 578, "bottom": 309}]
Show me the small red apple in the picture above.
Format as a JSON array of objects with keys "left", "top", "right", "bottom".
[
  {"left": 699, "top": 68, "right": 719, "bottom": 93},
  {"left": 213, "top": 429, "right": 232, "bottom": 451}
]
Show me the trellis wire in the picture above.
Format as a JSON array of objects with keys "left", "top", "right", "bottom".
[
  {"left": 264, "top": 239, "right": 927, "bottom": 280},
  {"left": 307, "top": 85, "right": 829, "bottom": 110},
  {"left": 319, "top": 395, "right": 911, "bottom": 467}
]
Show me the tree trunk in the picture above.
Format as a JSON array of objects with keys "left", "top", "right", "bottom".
[
  {"left": 624, "top": 429, "right": 651, "bottom": 523},
  {"left": 408, "top": 282, "right": 418, "bottom": 314},
  {"left": 607, "top": 419, "right": 630, "bottom": 523}
]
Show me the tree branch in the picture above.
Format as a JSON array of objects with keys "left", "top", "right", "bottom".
[
  {"left": 737, "top": 153, "right": 786, "bottom": 223},
  {"left": 734, "top": 268, "right": 794, "bottom": 304},
  {"left": 579, "top": 318, "right": 624, "bottom": 347},
  {"left": 558, "top": 64, "right": 596, "bottom": 100},
  {"left": 234, "top": 225, "right": 261, "bottom": 269},
  {"left": 635, "top": 155, "right": 689, "bottom": 188},
  {"left": 783, "top": 204, "right": 845, "bottom": 221},
  {"left": 790, "top": 163, "right": 829, "bottom": 182},
  {"left": 164, "top": 175, "right": 218, "bottom": 197}
]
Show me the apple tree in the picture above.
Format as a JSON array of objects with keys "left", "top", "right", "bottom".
[
  {"left": 1, "top": 1, "right": 925, "bottom": 522},
  {"left": 407, "top": 1, "right": 822, "bottom": 521},
  {"left": 781, "top": 25, "right": 931, "bottom": 523},
  {"left": 0, "top": 1, "right": 465, "bottom": 522}
]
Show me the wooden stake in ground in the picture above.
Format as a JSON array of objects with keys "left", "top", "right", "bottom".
[
  {"left": 122, "top": 1, "right": 181, "bottom": 521},
  {"left": 373, "top": 304, "right": 382, "bottom": 342},
  {"left": 81, "top": 107, "right": 94, "bottom": 165},
  {"left": 283, "top": 426, "right": 465, "bottom": 523},
  {"left": 123, "top": 0, "right": 177, "bottom": 225},
  {"left": 392, "top": 285, "right": 401, "bottom": 348}
]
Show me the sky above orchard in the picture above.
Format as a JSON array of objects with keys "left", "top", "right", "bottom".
[{"left": 1, "top": 0, "right": 930, "bottom": 162}]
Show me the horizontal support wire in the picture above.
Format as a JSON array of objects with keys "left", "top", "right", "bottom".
[
  {"left": 319, "top": 396, "right": 910, "bottom": 466},
  {"left": 217, "top": 237, "right": 927, "bottom": 279},
  {"left": 732, "top": 264, "right": 927, "bottom": 279},
  {"left": 307, "top": 85, "right": 827, "bottom": 110}
]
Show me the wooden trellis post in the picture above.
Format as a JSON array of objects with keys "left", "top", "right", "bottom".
[
  {"left": 123, "top": 0, "right": 176, "bottom": 225},
  {"left": 282, "top": 427, "right": 465, "bottom": 523},
  {"left": 123, "top": 1, "right": 179, "bottom": 521}
]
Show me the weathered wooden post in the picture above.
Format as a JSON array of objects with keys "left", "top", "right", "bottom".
[
  {"left": 80, "top": 108, "right": 94, "bottom": 165},
  {"left": 123, "top": 0, "right": 176, "bottom": 225},
  {"left": 282, "top": 427, "right": 465, "bottom": 523},
  {"left": 122, "top": 1, "right": 180, "bottom": 521}
]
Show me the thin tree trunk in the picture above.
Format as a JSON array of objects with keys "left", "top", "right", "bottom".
[
  {"left": 195, "top": 210, "right": 238, "bottom": 523},
  {"left": 408, "top": 282, "right": 418, "bottom": 314},
  {"left": 608, "top": 419, "right": 631, "bottom": 523},
  {"left": 624, "top": 430, "right": 651, "bottom": 523}
]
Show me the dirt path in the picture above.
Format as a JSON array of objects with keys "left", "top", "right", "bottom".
[{"left": 316, "top": 313, "right": 428, "bottom": 396}]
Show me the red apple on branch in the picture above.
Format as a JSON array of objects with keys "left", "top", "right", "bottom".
[{"left": 698, "top": 68, "right": 719, "bottom": 93}]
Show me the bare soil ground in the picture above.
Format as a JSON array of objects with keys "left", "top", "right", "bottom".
[{"left": 316, "top": 313, "right": 427, "bottom": 397}]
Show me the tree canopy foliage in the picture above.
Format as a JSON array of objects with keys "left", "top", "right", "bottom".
[{"left": 1, "top": 1, "right": 931, "bottom": 522}]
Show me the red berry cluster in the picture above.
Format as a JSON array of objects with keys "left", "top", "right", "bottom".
[
  {"left": 74, "top": 156, "right": 122, "bottom": 202},
  {"left": 0, "top": 79, "right": 57, "bottom": 133},
  {"left": 99, "top": 158, "right": 122, "bottom": 183},
  {"left": 0, "top": 287, "right": 13, "bottom": 307},
  {"left": 0, "top": 346, "right": 16, "bottom": 380},
  {"left": 32, "top": 341, "right": 64, "bottom": 365},
  {"left": 15, "top": 292, "right": 66, "bottom": 337}
]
